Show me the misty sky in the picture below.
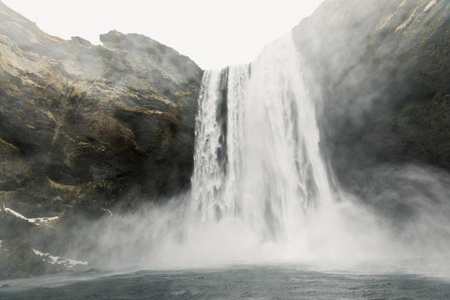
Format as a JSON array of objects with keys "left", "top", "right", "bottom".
[{"left": 3, "top": 0, "right": 324, "bottom": 69}]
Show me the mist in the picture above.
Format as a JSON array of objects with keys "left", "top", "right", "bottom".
[{"left": 53, "top": 165, "right": 450, "bottom": 273}]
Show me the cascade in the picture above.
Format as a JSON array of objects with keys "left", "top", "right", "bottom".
[
  {"left": 69, "top": 33, "right": 449, "bottom": 270},
  {"left": 191, "top": 34, "right": 334, "bottom": 242}
]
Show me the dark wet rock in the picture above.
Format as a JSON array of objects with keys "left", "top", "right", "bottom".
[
  {"left": 0, "top": 1, "right": 203, "bottom": 220},
  {"left": 0, "top": 1, "right": 202, "bottom": 278},
  {"left": 0, "top": 238, "right": 59, "bottom": 280},
  {"left": 293, "top": 0, "right": 449, "bottom": 196}
]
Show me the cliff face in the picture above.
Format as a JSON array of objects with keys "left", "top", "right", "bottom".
[
  {"left": 293, "top": 0, "right": 449, "bottom": 196},
  {"left": 0, "top": 2, "right": 203, "bottom": 219},
  {"left": 0, "top": 2, "right": 202, "bottom": 278}
]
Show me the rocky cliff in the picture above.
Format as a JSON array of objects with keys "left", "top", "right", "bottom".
[
  {"left": 0, "top": 1, "right": 202, "bottom": 278},
  {"left": 293, "top": 0, "right": 449, "bottom": 201}
]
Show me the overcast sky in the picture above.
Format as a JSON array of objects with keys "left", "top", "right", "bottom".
[{"left": 3, "top": 0, "right": 324, "bottom": 69}]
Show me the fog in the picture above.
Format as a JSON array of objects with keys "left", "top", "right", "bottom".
[{"left": 58, "top": 165, "right": 450, "bottom": 273}]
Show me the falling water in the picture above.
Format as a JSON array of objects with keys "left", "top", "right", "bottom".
[
  {"left": 190, "top": 34, "right": 337, "bottom": 248},
  {"left": 157, "top": 34, "right": 450, "bottom": 269}
]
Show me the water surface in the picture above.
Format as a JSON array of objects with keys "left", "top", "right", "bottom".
[{"left": 2, "top": 263, "right": 450, "bottom": 299}]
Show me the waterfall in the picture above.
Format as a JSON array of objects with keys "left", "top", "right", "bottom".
[
  {"left": 191, "top": 34, "right": 334, "bottom": 243},
  {"left": 63, "top": 34, "right": 450, "bottom": 270},
  {"left": 159, "top": 33, "right": 391, "bottom": 268},
  {"left": 73, "top": 33, "right": 450, "bottom": 270}
]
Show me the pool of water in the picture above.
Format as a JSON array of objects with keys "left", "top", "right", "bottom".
[{"left": 1, "top": 263, "right": 450, "bottom": 299}]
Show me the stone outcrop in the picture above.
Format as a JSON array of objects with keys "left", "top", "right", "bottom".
[
  {"left": 293, "top": 0, "right": 449, "bottom": 196},
  {"left": 0, "top": 1, "right": 202, "bottom": 218},
  {"left": 0, "top": 1, "right": 202, "bottom": 278}
]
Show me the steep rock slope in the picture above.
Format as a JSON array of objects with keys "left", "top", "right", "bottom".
[
  {"left": 0, "top": 1, "right": 202, "bottom": 278},
  {"left": 293, "top": 0, "right": 449, "bottom": 196},
  {"left": 0, "top": 1, "right": 202, "bottom": 217}
]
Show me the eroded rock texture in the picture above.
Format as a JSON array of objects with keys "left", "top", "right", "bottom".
[
  {"left": 0, "top": 1, "right": 202, "bottom": 278},
  {"left": 293, "top": 0, "right": 449, "bottom": 195},
  {"left": 0, "top": 2, "right": 203, "bottom": 219}
]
